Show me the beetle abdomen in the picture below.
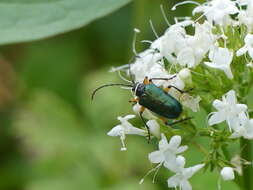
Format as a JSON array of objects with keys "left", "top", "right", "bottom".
[{"left": 138, "top": 84, "right": 182, "bottom": 119}]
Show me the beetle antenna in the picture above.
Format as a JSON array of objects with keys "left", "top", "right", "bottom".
[
  {"left": 150, "top": 75, "right": 177, "bottom": 81},
  {"left": 128, "top": 55, "right": 138, "bottom": 83},
  {"left": 91, "top": 83, "right": 133, "bottom": 100}
]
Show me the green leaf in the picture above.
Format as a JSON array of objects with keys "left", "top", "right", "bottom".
[{"left": 0, "top": 0, "right": 131, "bottom": 45}]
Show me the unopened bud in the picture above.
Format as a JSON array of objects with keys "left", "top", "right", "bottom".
[
  {"left": 220, "top": 167, "right": 235, "bottom": 181},
  {"left": 179, "top": 68, "right": 192, "bottom": 81},
  {"left": 147, "top": 120, "right": 161, "bottom": 138}
]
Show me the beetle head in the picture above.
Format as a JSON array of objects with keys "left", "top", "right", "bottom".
[{"left": 132, "top": 83, "right": 145, "bottom": 96}]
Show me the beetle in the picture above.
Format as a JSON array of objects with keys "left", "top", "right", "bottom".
[{"left": 91, "top": 75, "right": 192, "bottom": 140}]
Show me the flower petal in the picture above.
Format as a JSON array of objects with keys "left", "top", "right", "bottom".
[
  {"left": 176, "top": 145, "right": 188, "bottom": 154},
  {"left": 177, "top": 47, "right": 195, "bottom": 68},
  {"left": 176, "top": 155, "right": 186, "bottom": 168},
  {"left": 107, "top": 125, "right": 123, "bottom": 136},
  {"left": 159, "top": 134, "right": 169, "bottom": 150},
  {"left": 248, "top": 48, "right": 253, "bottom": 59},
  {"left": 208, "top": 112, "right": 226, "bottom": 125},
  {"left": 236, "top": 46, "right": 247, "bottom": 57},
  {"left": 148, "top": 151, "right": 164, "bottom": 164},
  {"left": 184, "top": 164, "right": 205, "bottom": 179},
  {"left": 167, "top": 175, "right": 181, "bottom": 188},
  {"left": 168, "top": 135, "right": 182, "bottom": 148},
  {"left": 212, "top": 99, "right": 225, "bottom": 110},
  {"left": 180, "top": 180, "right": 192, "bottom": 190},
  {"left": 126, "top": 126, "right": 146, "bottom": 136},
  {"left": 226, "top": 90, "right": 236, "bottom": 105},
  {"left": 222, "top": 66, "right": 233, "bottom": 79}
]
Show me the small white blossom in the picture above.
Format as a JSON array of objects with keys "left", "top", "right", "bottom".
[
  {"left": 193, "top": 0, "right": 239, "bottom": 26},
  {"left": 181, "top": 94, "right": 201, "bottom": 112},
  {"left": 179, "top": 68, "right": 191, "bottom": 81},
  {"left": 165, "top": 75, "right": 186, "bottom": 100},
  {"left": 147, "top": 120, "right": 161, "bottom": 138},
  {"left": 204, "top": 47, "right": 234, "bottom": 79},
  {"left": 238, "top": 2, "right": 253, "bottom": 31},
  {"left": 148, "top": 134, "right": 188, "bottom": 168},
  {"left": 220, "top": 167, "right": 235, "bottom": 181},
  {"left": 159, "top": 23, "right": 188, "bottom": 63},
  {"left": 208, "top": 90, "right": 248, "bottom": 130},
  {"left": 230, "top": 112, "right": 253, "bottom": 139},
  {"left": 167, "top": 156, "right": 205, "bottom": 190},
  {"left": 236, "top": 34, "right": 253, "bottom": 59},
  {"left": 130, "top": 49, "right": 162, "bottom": 82},
  {"left": 177, "top": 22, "right": 216, "bottom": 68},
  {"left": 146, "top": 63, "right": 172, "bottom": 87},
  {"left": 107, "top": 115, "right": 146, "bottom": 151}
]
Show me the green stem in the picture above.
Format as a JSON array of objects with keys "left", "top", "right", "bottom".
[{"left": 240, "top": 138, "right": 253, "bottom": 190}]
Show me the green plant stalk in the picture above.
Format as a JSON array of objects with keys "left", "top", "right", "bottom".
[{"left": 240, "top": 138, "right": 253, "bottom": 190}]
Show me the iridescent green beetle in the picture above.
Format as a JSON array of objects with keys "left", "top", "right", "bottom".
[{"left": 92, "top": 76, "right": 191, "bottom": 140}]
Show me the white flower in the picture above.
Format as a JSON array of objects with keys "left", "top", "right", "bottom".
[
  {"left": 164, "top": 75, "right": 186, "bottom": 100},
  {"left": 220, "top": 167, "right": 235, "bottom": 181},
  {"left": 238, "top": 2, "right": 253, "bottom": 31},
  {"left": 181, "top": 94, "right": 201, "bottom": 112},
  {"left": 179, "top": 68, "right": 192, "bottom": 81},
  {"left": 208, "top": 90, "right": 248, "bottom": 130},
  {"left": 236, "top": 34, "right": 253, "bottom": 59},
  {"left": 107, "top": 115, "right": 146, "bottom": 151},
  {"left": 193, "top": 0, "right": 239, "bottom": 26},
  {"left": 146, "top": 120, "right": 161, "bottom": 138},
  {"left": 204, "top": 47, "right": 234, "bottom": 79},
  {"left": 177, "top": 22, "right": 216, "bottom": 68},
  {"left": 230, "top": 112, "right": 253, "bottom": 139},
  {"left": 130, "top": 49, "right": 162, "bottom": 82},
  {"left": 146, "top": 63, "right": 172, "bottom": 87},
  {"left": 148, "top": 134, "right": 188, "bottom": 168},
  {"left": 167, "top": 156, "right": 205, "bottom": 190},
  {"left": 160, "top": 23, "right": 188, "bottom": 63}
]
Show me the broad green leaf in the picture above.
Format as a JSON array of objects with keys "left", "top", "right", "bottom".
[{"left": 0, "top": 0, "right": 131, "bottom": 45}]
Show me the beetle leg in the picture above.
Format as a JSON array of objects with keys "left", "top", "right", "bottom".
[
  {"left": 166, "top": 85, "right": 193, "bottom": 94},
  {"left": 166, "top": 117, "right": 193, "bottom": 126},
  {"left": 139, "top": 106, "right": 151, "bottom": 142},
  {"left": 163, "top": 86, "right": 171, "bottom": 93},
  {"left": 129, "top": 97, "right": 139, "bottom": 103},
  {"left": 140, "top": 106, "right": 145, "bottom": 113},
  {"left": 159, "top": 116, "right": 168, "bottom": 124}
]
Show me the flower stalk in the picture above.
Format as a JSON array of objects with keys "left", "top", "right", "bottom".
[{"left": 240, "top": 139, "right": 253, "bottom": 190}]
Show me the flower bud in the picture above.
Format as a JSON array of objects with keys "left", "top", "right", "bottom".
[
  {"left": 146, "top": 120, "right": 160, "bottom": 138},
  {"left": 178, "top": 68, "right": 192, "bottom": 86},
  {"left": 133, "top": 103, "right": 156, "bottom": 120},
  {"left": 220, "top": 167, "right": 235, "bottom": 181},
  {"left": 179, "top": 68, "right": 191, "bottom": 80}
]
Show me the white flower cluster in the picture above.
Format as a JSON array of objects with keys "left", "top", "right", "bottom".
[
  {"left": 209, "top": 90, "right": 253, "bottom": 139},
  {"left": 148, "top": 134, "right": 204, "bottom": 190},
  {"left": 105, "top": 0, "right": 253, "bottom": 188}
]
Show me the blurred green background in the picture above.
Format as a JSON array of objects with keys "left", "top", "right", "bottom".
[{"left": 0, "top": 0, "right": 240, "bottom": 189}]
